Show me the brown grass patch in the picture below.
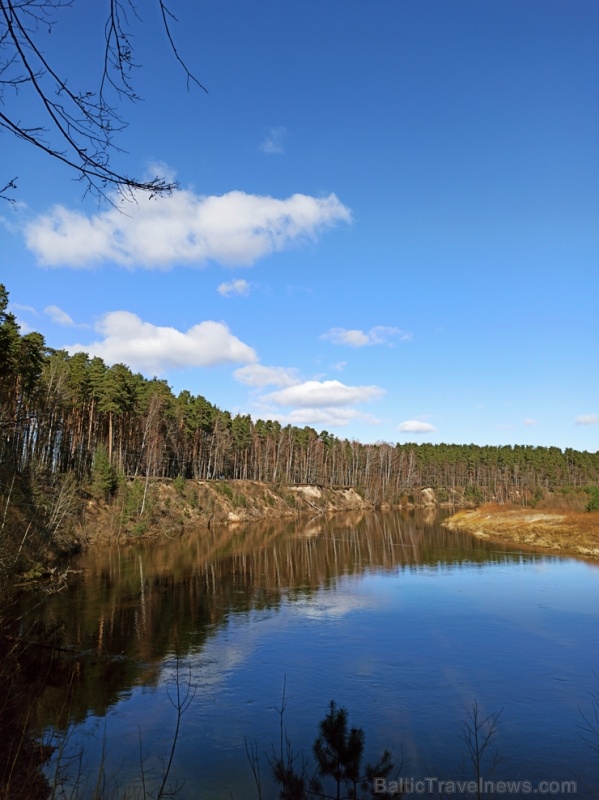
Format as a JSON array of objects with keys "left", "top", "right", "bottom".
[{"left": 443, "top": 505, "right": 599, "bottom": 559}]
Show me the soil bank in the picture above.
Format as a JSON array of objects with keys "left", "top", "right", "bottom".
[{"left": 443, "top": 506, "right": 599, "bottom": 560}]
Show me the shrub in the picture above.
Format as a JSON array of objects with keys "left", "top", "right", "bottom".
[
  {"left": 91, "top": 446, "right": 118, "bottom": 500},
  {"left": 232, "top": 493, "right": 248, "bottom": 508},
  {"left": 436, "top": 487, "right": 450, "bottom": 503},
  {"left": 464, "top": 484, "right": 484, "bottom": 504},
  {"left": 584, "top": 486, "right": 599, "bottom": 512},
  {"left": 215, "top": 482, "right": 233, "bottom": 500},
  {"left": 173, "top": 475, "right": 186, "bottom": 497}
]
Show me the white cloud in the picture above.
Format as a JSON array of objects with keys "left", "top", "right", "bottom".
[
  {"left": 10, "top": 303, "right": 38, "bottom": 315},
  {"left": 65, "top": 311, "right": 257, "bottom": 374},
  {"left": 25, "top": 188, "right": 351, "bottom": 269},
  {"left": 217, "top": 279, "right": 250, "bottom": 297},
  {"left": 297, "top": 590, "right": 376, "bottom": 619},
  {"left": 397, "top": 420, "right": 437, "bottom": 434},
  {"left": 321, "top": 326, "right": 412, "bottom": 347},
  {"left": 263, "top": 379, "right": 384, "bottom": 408},
  {"left": 252, "top": 377, "right": 384, "bottom": 428},
  {"left": 13, "top": 319, "right": 32, "bottom": 333},
  {"left": 330, "top": 361, "right": 347, "bottom": 372},
  {"left": 523, "top": 418, "right": 538, "bottom": 427},
  {"left": 233, "top": 364, "right": 300, "bottom": 388},
  {"left": 44, "top": 304, "right": 76, "bottom": 326},
  {"left": 285, "top": 408, "right": 380, "bottom": 427},
  {"left": 259, "top": 126, "right": 287, "bottom": 154},
  {"left": 323, "top": 328, "right": 370, "bottom": 347},
  {"left": 575, "top": 414, "right": 599, "bottom": 426},
  {"left": 250, "top": 377, "right": 384, "bottom": 429}
]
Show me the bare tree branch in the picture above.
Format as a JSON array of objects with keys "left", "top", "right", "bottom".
[
  {"left": 0, "top": 0, "right": 206, "bottom": 202},
  {"left": 158, "top": 1, "right": 207, "bottom": 94}
]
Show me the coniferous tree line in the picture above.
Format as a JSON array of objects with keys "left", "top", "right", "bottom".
[{"left": 1, "top": 284, "right": 598, "bottom": 504}]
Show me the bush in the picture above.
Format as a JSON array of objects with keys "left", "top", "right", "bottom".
[
  {"left": 584, "top": 486, "right": 599, "bottom": 512},
  {"left": 173, "top": 475, "right": 186, "bottom": 496},
  {"left": 436, "top": 487, "right": 450, "bottom": 503},
  {"left": 259, "top": 698, "right": 396, "bottom": 800},
  {"left": 529, "top": 485, "right": 545, "bottom": 507},
  {"left": 464, "top": 484, "right": 484, "bottom": 504},
  {"left": 119, "top": 479, "right": 155, "bottom": 532},
  {"left": 91, "top": 446, "right": 118, "bottom": 500},
  {"left": 215, "top": 482, "right": 233, "bottom": 500},
  {"left": 232, "top": 492, "right": 248, "bottom": 508}
]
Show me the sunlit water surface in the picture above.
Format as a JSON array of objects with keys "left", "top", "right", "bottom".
[{"left": 24, "top": 510, "right": 599, "bottom": 798}]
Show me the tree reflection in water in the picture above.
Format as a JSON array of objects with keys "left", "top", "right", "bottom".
[{"left": 9, "top": 509, "right": 597, "bottom": 799}]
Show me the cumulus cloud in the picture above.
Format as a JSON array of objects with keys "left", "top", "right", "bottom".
[
  {"left": 397, "top": 420, "right": 437, "bottom": 434},
  {"left": 235, "top": 370, "right": 385, "bottom": 428},
  {"left": 260, "top": 126, "right": 287, "bottom": 154},
  {"left": 252, "top": 378, "right": 384, "bottom": 428},
  {"left": 44, "top": 305, "right": 76, "bottom": 326},
  {"left": 263, "top": 380, "right": 384, "bottom": 408},
  {"left": 217, "top": 279, "right": 250, "bottom": 297},
  {"left": 284, "top": 408, "right": 380, "bottom": 427},
  {"left": 233, "top": 364, "right": 300, "bottom": 388},
  {"left": 576, "top": 414, "right": 599, "bottom": 425},
  {"left": 65, "top": 311, "right": 257, "bottom": 374},
  {"left": 321, "top": 326, "right": 412, "bottom": 347},
  {"left": 25, "top": 189, "right": 351, "bottom": 269}
]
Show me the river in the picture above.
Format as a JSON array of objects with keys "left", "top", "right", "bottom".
[{"left": 21, "top": 509, "right": 599, "bottom": 798}]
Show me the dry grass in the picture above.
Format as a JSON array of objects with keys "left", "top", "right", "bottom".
[
  {"left": 78, "top": 479, "right": 373, "bottom": 543},
  {"left": 443, "top": 504, "right": 599, "bottom": 559}
]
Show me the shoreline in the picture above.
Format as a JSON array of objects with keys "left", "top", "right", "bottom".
[
  {"left": 442, "top": 506, "right": 599, "bottom": 561},
  {"left": 76, "top": 480, "right": 472, "bottom": 547}
]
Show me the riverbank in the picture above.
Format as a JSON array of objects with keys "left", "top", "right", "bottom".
[
  {"left": 2, "top": 476, "right": 474, "bottom": 585},
  {"left": 77, "top": 479, "right": 375, "bottom": 545},
  {"left": 79, "top": 480, "right": 477, "bottom": 545},
  {"left": 443, "top": 504, "right": 599, "bottom": 560}
]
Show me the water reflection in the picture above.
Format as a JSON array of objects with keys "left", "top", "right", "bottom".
[
  {"left": 18, "top": 510, "right": 599, "bottom": 799},
  {"left": 30, "top": 511, "right": 546, "bottom": 694}
]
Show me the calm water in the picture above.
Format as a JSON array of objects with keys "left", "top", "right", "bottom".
[{"left": 24, "top": 510, "right": 599, "bottom": 798}]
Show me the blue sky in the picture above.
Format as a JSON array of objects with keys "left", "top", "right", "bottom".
[{"left": 1, "top": 0, "right": 598, "bottom": 449}]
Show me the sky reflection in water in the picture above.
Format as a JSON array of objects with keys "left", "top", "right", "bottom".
[{"left": 33, "top": 511, "right": 599, "bottom": 799}]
